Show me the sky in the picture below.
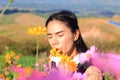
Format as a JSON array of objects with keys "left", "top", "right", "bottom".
[
  {"left": 0, "top": 0, "right": 120, "bottom": 14},
  {"left": 1, "top": 0, "right": 120, "bottom": 7}
]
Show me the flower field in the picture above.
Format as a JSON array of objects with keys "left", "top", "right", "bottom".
[
  {"left": 0, "top": 1, "right": 120, "bottom": 79},
  {"left": 0, "top": 45, "right": 119, "bottom": 80}
]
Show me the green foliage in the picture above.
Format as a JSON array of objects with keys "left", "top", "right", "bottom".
[
  {"left": 0, "top": 50, "right": 47, "bottom": 72},
  {"left": 18, "top": 56, "right": 36, "bottom": 67}
]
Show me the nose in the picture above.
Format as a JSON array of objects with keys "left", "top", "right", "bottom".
[{"left": 52, "top": 36, "right": 59, "bottom": 47}]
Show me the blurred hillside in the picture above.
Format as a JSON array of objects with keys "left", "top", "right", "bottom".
[{"left": 0, "top": 13, "right": 120, "bottom": 55}]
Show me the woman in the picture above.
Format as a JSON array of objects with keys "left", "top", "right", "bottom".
[{"left": 45, "top": 10, "right": 103, "bottom": 80}]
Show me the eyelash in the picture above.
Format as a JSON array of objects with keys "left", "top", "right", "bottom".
[
  {"left": 48, "top": 36, "right": 52, "bottom": 39},
  {"left": 48, "top": 34, "right": 64, "bottom": 39},
  {"left": 58, "top": 34, "right": 63, "bottom": 37}
]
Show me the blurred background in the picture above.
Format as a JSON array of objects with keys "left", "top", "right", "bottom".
[{"left": 0, "top": 0, "right": 120, "bottom": 56}]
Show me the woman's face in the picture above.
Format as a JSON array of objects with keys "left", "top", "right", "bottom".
[{"left": 47, "top": 20, "right": 76, "bottom": 54}]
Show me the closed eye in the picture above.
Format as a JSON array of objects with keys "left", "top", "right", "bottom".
[
  {"left": 47, "top": 34, "right": 53, "bottom": 39},
  {"left": 56, "top": 31, "right": 64, "bottom": 37},
  {"left": 58, "top": 34, "right": 64, "bottom": 37}
]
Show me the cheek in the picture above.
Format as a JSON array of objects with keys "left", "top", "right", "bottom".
[
  {"left": 48, "top": 39, "right": 53, "bottom": 47},
  {"left": 60, "top": 36, "right": 74, "bottom": 53}
]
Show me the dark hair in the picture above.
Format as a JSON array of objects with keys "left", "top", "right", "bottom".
[{"left": 45, "top": 10, "right": 88, "bottom": 52}]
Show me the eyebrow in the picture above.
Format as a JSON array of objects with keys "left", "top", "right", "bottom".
[{"left": 47, "top": 31, "right": 64, "bottom": 35}]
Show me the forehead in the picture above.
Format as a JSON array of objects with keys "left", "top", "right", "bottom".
[{"left": 47, "top": 20, "right": 71, "bottom": 33}]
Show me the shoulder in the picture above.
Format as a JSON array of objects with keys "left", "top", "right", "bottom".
[{"left": 85, "top": 66, "right": 103, "bottom": 80}]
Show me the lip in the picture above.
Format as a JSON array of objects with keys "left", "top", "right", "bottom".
[
  {"left": 57, "top": 48, "right": 62, "bottom": 51},
  {"left": 55, "top": 48, "right": 63, "bottom": 52}
]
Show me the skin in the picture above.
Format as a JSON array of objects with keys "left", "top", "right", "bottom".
[{"left": 47, "top": 19, "right": 80, "bottom": 58}]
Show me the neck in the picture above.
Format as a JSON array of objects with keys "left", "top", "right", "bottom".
[
  {"left": 70, "top": 49, "right": 79, "bottom": 59},
  {"left": 68, "top": 46, "right": 79, "bottom": 59}
]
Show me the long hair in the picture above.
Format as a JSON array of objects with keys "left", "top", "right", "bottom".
[{"left": 45, "top": 10, "right": 88, "bottom": 52}]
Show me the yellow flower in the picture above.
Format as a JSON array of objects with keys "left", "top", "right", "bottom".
[
  {"left": 27, "top": 26, "right": 46, "bottom": 35},
  {"left": 10, "top": 51, "right": 15, "bottom": 57},
  {"left": 14, "top": 54, "right": 21, "bottom": 60},
  {"left": 17, "top": 64, "right": 22, "bottom": 68},
  {"left": 5, "top": 51, "right": 21, "bottom": 66},
  {"left": 5, "top": 54, "right": 11, "bottom": 63},
  {"left": 6, "top": 77, "right": 10, "bottom": 80},
  {"left": 50, "top": 48, "right": 77, "bottom": 71},
  {"left": 50, "top": 48, "right": 56, "bottom": 56},
  {"left": 60, "top": 54, "right": 68, "bottom": 63},
  {"left": 67, "top": 61, "right": 78, "bottom": 71},
  {"left": 2, "top": 51, "right": 21, "bottom": 80},
  {"left": 50, "top": 48, "right": 62, "bottom": 56},
  {"left": 25, "top": 67, "right": 33, "bottom": 76}
]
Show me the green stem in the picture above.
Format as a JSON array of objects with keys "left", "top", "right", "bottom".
[
  {"left": 0, "top": 2, "right": 11, "bottom": 20},
  {"left": 36, "top": 38, "right": 39, "bottom": 63}
]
